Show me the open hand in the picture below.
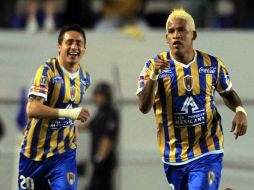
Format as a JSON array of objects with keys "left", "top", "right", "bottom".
[{"left": 231, "top": 111, "right": 247, "bottom": 140}]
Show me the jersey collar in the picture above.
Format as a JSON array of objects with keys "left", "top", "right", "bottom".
[{"left": 170, "top": 50, "right": 197, "bottom": 68}]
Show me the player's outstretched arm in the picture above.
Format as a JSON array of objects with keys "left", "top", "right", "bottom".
[
  {"left": 220, "top": 89, "right": 248, "bottom": 139},
  {"left": 26, "top": 95, "right": 90, "bottom": 122},
  {"left": 138, "top": 55, "right": 169, "bottom": 114}
]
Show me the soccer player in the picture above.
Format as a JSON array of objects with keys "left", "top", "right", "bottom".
[
  {"left": 137, "top": 9, "right": 248, "bottom": 190},
  {"left": 18, "top": 24, "right": 91, "bottom": 190}
]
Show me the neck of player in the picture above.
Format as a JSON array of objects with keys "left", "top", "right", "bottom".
[
  {"left": 173, "top": 49, "right": 195, "bottom": 65},
  {"left": 58, "top": 57, "right": 79, "bottom": 73}
]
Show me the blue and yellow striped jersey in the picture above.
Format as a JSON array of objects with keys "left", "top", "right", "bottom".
[
  {"left": 20, "top": 57, "right": 90, "bottom": 161},
  {"left": 137, "top": 50, "right": 232, "bottom": 165}
]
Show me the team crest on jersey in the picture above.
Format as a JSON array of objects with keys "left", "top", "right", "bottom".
[
  {"left": 70, "top": 86, "right": 76, "bottom": 101},
  {"left": 183, "top": 75, "right": 193, "bottom": 91},
  {"left": 67, "top": 172, "right": 75, "bottom": 185},
  {"left": 208, "top": 171, "right": 215, "bottom": 186}
]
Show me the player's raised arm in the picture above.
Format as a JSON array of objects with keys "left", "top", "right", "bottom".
[
  {"left": 219, "top": 89, "right": 248, "bottom": 140},
  {"left": 26, "top": 95, "right": 90, "bottom": 122},
  {"left": 138, "top": 54, "right": 169, "bottom": 114}
]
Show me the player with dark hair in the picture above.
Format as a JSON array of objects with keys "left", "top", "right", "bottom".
[
  {"left": 18, "top": 24, "right": 90, "bottom": 190},
  {"left": 137, "top": 9, "right": 248, "bottom": 190},
  {"left": 79, "top": 82, "right": 119, "bottom": 190}
]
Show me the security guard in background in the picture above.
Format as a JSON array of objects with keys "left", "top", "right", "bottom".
[{"left": 81, "top": 82, "right": 119, "bottom": 190}]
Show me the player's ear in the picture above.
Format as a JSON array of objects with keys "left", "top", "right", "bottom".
[{"left": 192, "top": 31, "right": 197, "bottom": 40}]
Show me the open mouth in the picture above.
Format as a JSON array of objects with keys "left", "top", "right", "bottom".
[
  {"left": 173, "top": 41, "right": 182, "bottom": 46},
  {"left": 68, "top": 52, "right": 80, "bottom": 57}
]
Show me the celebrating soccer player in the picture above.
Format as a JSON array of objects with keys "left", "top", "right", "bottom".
[
  {"left": 137, "top": 9, "right": 248, "bottom": 190},
  {"left": 18, "top": 24, "right": 90, "bottom": 190}
]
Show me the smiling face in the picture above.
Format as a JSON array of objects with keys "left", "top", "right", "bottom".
[
  {"left": 58, "top": 30, "right": 86, "bottom": 66},
  {"left": 166, "top": 18, "right": 196, "bottom": 61}
]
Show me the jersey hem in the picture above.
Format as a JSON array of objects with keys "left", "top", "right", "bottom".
[{"left": 162, "top": 150, "right": 224, "bottom": 166}]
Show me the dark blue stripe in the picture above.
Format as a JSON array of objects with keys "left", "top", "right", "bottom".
[
  {"left": 157, "top": 79, "right": 170, "bottom": 163},
  {"left": 63, "top": 127, "right": 71, "bottom": 151},
  {"left": 30, "top": 119, "right": 43, "bottom": 159},
  {"left": 41, "top": 126, "right": 53, "bottom": 159},
  {"left": 183, "top": 67, "right": 195, "bottom": 159},
  {"left": 196, "top": 51, "right": 209, "bottom": 153},
  {"left": 55, "top": 60, "right": 66, "bottom": 108},
  {"left": 167, "top": 52, "right": 182, "bottom": 161},
  {"left": 146, "top": 60, "right": 151, "bottom": 69}
]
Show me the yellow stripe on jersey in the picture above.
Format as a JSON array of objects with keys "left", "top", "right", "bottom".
[
  {"left": 24, "top": 119, "right": 37, "bottom": 157},
  {"left": 193, "top": 125, "right": 202, "bottom": 156},
  {"left": 175, "top": 64, "right": 186, "bottom": 96},
  {"left": 74, "top": 75, "right": 82, "bottom": 104},
  {"left": 190, "top": 62, "right": 200, "bottom": 95},
  {"left": 35, "top": 120, "right": 50, "bottom": 160}
]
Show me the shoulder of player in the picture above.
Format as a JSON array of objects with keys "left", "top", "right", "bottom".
[
  {"left": 196, "top": 50, "right": 224, "bottom": 65},
  {"left": 80, "top": 65, "right": 90, "bottom": 80},
  {"left": 145, "top": 50, "right": 169, "bottom": 67},
  {"left": 37, "top": 57, "right": 57, "bottom": 74}
]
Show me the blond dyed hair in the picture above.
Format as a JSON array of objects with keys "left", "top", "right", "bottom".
[{"left": 166, "top": 8, "right": 195, "bottom": 33}]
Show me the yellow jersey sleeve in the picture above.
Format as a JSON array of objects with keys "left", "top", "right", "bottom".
[
  {"left": 28, "top": 65, "right": 54, "bottom": 100},
  {"left": 215, "top": 59, "right": 232, "bottom": 93},
  {"left": 136, "top": 59, "right": 154, "bottom": 95}
]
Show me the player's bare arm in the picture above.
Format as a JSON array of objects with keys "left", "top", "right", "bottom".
[
  {"left": 27, "top": 95, "right": 90, "bottom": 122},
  {"left": 138, "top": 55, "right": 169, "bottom": 113},
  {"left": 220, "top": 89, "right": 248, "bottom": 139}
]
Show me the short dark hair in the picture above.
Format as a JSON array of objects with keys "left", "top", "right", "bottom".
[
  {"left": 93, "top": 82, "right": 112, "bottom": 103},
  {"left": 58, "top": 24, "right": 86, "bottom": 46}
]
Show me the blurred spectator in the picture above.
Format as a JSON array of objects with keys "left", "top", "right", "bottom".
[
  {"left": 93, "top": 0, "right": 148, "bottom": 31},
  {"left": 79, "top": 82, "right": 120, "bottom": 190},
  {"left": 143, "top": 0, "right": 216, "bottom": 28},
  {"left": 16, "top": 88, "right": 27, "bottom": 131},
  {"left": 25, "top": 0, "right": 57, "bottom": 33},
  {"left": 13, "top": 0, "right": 65, "bottom": 31},
  {"left": 0, "top": 0, "right": 17, "bottom": 28},
  {"left": 233, "top": 0, "right": 254, "bottom": 28},
  {"left": 0, "top": 117, "right": 5, "bottom": 141},
  {"left": 62, "top": 0, "right": 95, "bottom": 28},
  {"left": 214, "top": 0, "right": 236, "bottom": 28}
]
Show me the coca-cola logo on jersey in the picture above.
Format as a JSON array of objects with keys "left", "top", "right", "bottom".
[{"left": 199, "top": 67, "right": 216, "bottom": 74}]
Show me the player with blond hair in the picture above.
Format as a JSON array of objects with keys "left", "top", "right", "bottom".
[{"left": 137, "top": 9, "right": 247, "bottom": 190}]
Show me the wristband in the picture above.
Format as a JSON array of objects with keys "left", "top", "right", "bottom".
[
  {"left": 236, "top": 106, "right": 247, "bottom": 116},
  {"left": 58, "top": 107, "right": 82, "bottom": 120},
  {"left": 149, "top": 70, "right": 159, "bottom": 81}
]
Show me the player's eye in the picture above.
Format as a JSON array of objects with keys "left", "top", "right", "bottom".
[{"left": 168, "top": 29, "right": 174, "bottom": 34}]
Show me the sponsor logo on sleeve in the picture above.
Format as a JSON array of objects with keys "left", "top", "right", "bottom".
[{"left": 40, "top": 76, "right": 48, "bottom": 86}]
